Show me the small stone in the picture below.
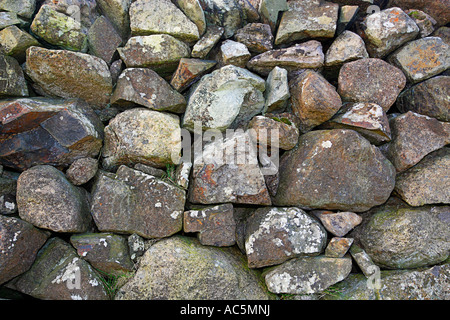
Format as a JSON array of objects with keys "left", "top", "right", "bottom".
[
  {"left": 0, "top": 193, "right": 17, "bottom": 215},
  {"left": 174, "top": 160, "right": 192, "bottom": 190},
  {"left": 312, "top": 210, "right": 362, "bottom": 237},
  {"left": 0, "top": 0, "right": 36, "bottom": 19},
  {"left": 65, "top": 157, "right": 98, "bottom": 186},
  {"left": 248, "top": 115, "right": 299, "bottom": 150},
  {"left": 218, "top": 39, "right": 251, "bottom": 68},
  {"left": 336, "top": 5, "right": 359, "bottom": 35},
  {"left": 264, "top": 66, "right": 290, "bottom": 113},
  {"left": 325, "top": 237, "right": 353, "bottom": 258},
  {"left": 133, "top": 163, "right": 166, "bottom": 178},
  {"left": 96, "top": 0, "right": 132, "bottom": 40},
  {"left": 348, "top": 243, "right": 379, "bottom": 278},
  {"left": 191, "top": 25, "right": 224, "bottom": 59},
  {"left": 406, "top": 9, "right": 437, "bottom": 37},
  {"left": 432, "top": 26, "right": 450, "bottom": 46},
  {"left": 41, "top": 0, "right": 99, "bottom": 29},
  {"left": 0, "top": 54, "right": 28, "bottom": 98},
  {"left": 258, "top": 0, "right": 288, "bottom": 32},
  {"left": 88, "top": 15, "right": 123, "bottom": 64},
  {"left": 172, "top": 0, "right": 207, "bottom": 36},
  {"left": 170, "top": 58, "right": 217, "bottom": 92},
  {"left": 324, "top": 30, "right": 369, "bottom": 69},
  {"left": 109, "top": 59, "right": 124, "bottom": 85},
  {"left": 127, "top": 233, "right": 145, "bottom": 262},
  {"left": 0, "top": 12, "right": 21, "bottom": 30},
  {"left": 0, "top": 25, "right": 40, "bottom": 62},
  {"left": 234, "top": 23, "right": 273, "bottom": 53},
  {"left": 200, "top": 0, "right": 244, "bottom": 39}
]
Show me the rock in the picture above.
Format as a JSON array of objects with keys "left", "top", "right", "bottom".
[
  {"left": 336, "top": 5, "right": 359, "bottom": 35},
  {"left": 248, "top": 115, "right": 300, "bottom": 150},
  {"left": 110, "top": 68, "right": 186, "bottom": 113},
  {"left": 182, "top": 65, "right": 265, "bottom": 132},
  {"left": 218, "top": 40, "right": 251, "bottom": 68},
  {"left": 191, "top": 25, "right": 224, "bottom": 59},
  {"left": 199, "top": 0, "right": 244, "bottom": 39},
  {"left": 65, "top": 157, "right": 98, "bottom": 186},
  {"left": 273, "top": 129, "right": 396, "bottom": 212},
  {"left": 325, "top": 237, "right": 353, "bottom": 258},
  {"left": 88, "top": 15, "right": 122, "bottom": 64},
  {"left": 387, "top": 0, "right": 449, "bottom": 27},
  {"left": 244, "top": 207, "right": 327, "bottom": 268},
  {"left": 433, "top": 26, "right": 450, "bottom": 46},
  {"left": 234, "top": 23, "right": 273, "bottom": 53},
  {"left": 258, "top": 0, "right": 288, "bottom": 32},
  {"left": 129, "top": 0, "right": 199, "bottom": 42},
  {"left": 359, "top": 7, "right": 419, "bottom": 58},
  {"left": 170, "top": 58, "right": 217, "bottom": 92},
  {"left": 109, "top": 59, "right": 124, "bottom": 85},
  {"left": 406, "top": 9, "right": 437, "bottom": 37},
  {"left": 0, "top": 0, "right": 36, "bottom": 19},
  {"left": 264, "top": 255, "right": 352, "bottom": 294},
  {"left": 96, "top": 0, "right": 132, "bottom": 39},
  {"left": 41, "top": 0, "right": 100, "bottom": 29},
  {"left": 127, "top": 233, "right": 145, "bottom": 262},
  {"left": 359, "top": 197, "right": 450, "bottom": 269},
  {"left": 324, "top": 30, "right": 369, "bottom": 69},
  {"left": 246, "top": 40, "right": 324, "bottom": 76},
  {"left": 17, "top": 165, "right": 93, "bottom": 233},
  {"left": 184, "top": 203, "right": 236, "bottom": 246},
  {"left": 133, "top": 163, "right": 165, "bottom": 178},
  {"left": 337, "top": 58, "right": 406, "bottom": 112},
  {"left": 0, "top": 54, "right": 28, "bottom": 98},
  {"left": 0, "top": 193, "right": 16, "bottom": 215},
  {"left": 0, "top": 25, "right": 40, "bottom": 62},
  {"left": 0, "top": 12, "right": 21, "bottom": 30},
  {"left": 172, "top": 0, "right": 207, "bottom": 36},
  {"left": 70, "top": 233, "right": 134, "bottom": 276},
  {"left": 289, "top": 70, "right": 342, "bottom": 133},
  {"left": 0, "top": 97, "right": 104, "bottom": 170},
  {"left": 387, "top": 37, "right": 450, "bottom": 84},
  {"left": 275, "top": 0, "right": 339, "bottom": 45},
  {"left": 117, "top": 35, "right": 191, "bottom": 76},
  {"left": 173, "top": 160, "right": 192, "bottom": 190},
  {"left": 7, "top": 237, "right": 109, "bottom": 300},
  {"left": 264, "top": 66, "right": 290, "bottom": 113},
  {"left": 115, "top": 235, "right": 272, "bottom": 299},
  {"left": 0, "top": 216, "right": 49, "bottom": 285},
  {"left": 25, "top": 47, "right": 113, "bottom": 109},
  {"left": 394, "top": 148, "right": 450, "bottom": 206},
  {"left": 312, "top": 210, "right": 362, "bottom": 237},
  {"left": 102, "top": 108, "right": 181, "bottom": 170},
  {"left": 348, "top": 243, "right": 379, "bottom": 278},
  {"left": 91, "top": 166, "right": 185, "bottom": 239},
  {"left": 396, "top": 76, "right": 450, "bottom": 122},
  {"left": 385, "top": 111, "right": 450, "bottom": 172}
]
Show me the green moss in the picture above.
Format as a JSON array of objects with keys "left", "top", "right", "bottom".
[{"left": 271, "top": 116, "right": 292, "bottom": 126}]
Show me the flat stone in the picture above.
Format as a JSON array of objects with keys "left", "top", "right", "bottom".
[
  {"left": 0, "top": 25, "right": 40, "bottom": 62},
  {"left": 264, "top": 66, "right": 290, "bottom": 113},
  {"left": 248, "top": 115, "right": 299, "bottom": 150},
  {"left": 325, "top": 237, "right": 353, "bottom": 258},
  {"left": 172, "top": 0, "right": 207, "bottom": 36},
  {"left": 191, "top": 25, "right": 224, "bottom": 59},
  {"left": 324, "top": 30, "right": 369, "bottom": 68},
  {"left": 65, "top": 157, "right": 98, "bottom": 186},
  {"left": 258, "top": 0, "right": 288, "bottom": 32},
  {"left": 96, "top": 0, "right": 132, "bottom": 39},
  {"left": 0, "top": 54, "right": 28, "bottom": 98},
  {"left": 0, "top": 0, "right": 36, "bottom": 19},
  {"left": 312, "top": 210, "right": 362, "bottom": 237},
  {"left": 133, "top": 163, "right": 165, "bottom": 178},
  {"left": 0, "top": 12, "right": 21, "bottom": 30},
  {"left": 218, "top": 39, "right": 251, "bottom": 68},
  {"left": 88, "top": 15, "right": 123, "bottom": 64},
  {"left": 234, "top": 23, "right": 273, "bottom": 53},
  {"left": 170, "top": 58, "right": 217, "bottom": 92}
]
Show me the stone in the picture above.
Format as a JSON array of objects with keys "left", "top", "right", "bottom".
[
  {"left": 130, "top": 0, "right": 199, "bottom": 42},
  {"left": 191, "top": 25, "right": 224, "bottom": 59},
  {"left": 218, "top": 40, "right": 251, "bottom": 68},
  {"left": 109, "top": 59, "right": 124, "bottom": 85},
  {"left": 0, "top": 12, "right": 21, "bottom": 30},
  {"left": 406, "top": 9, "right": 437, "bottom": 37},
  {"left": 96, "top": 0, "right": 132, "bottom": 39},
  {"left": 127, "top": 233, "right": 145, "bottom": 262},
  {"left": 246, "top": 40, "right": 324, "bottom": 76},
  {"left": 324, "top": 30, "right": 369, "bottom": 69},
  {"left": 200, "top": 0, "right": 244, "bottom": 39},
  {"left": 0, "top": 54, "right": 28, "bottom": 98},
  {"left": 182, "top": 65, "right": 265, "bottom": 132},
  {"left": 25, "top": 47, "right": 113, "bottom": 109},
  {"left": 385, "top": 111, "right": 450, "bottom": 172},
  {"left": 0, "top": 216, "right": 49, "bottom": 285},
  {"left": 264, "top": 66, "right": 290, "bottom": 113},
  {"left": 117, "top": 35, "right": 191, "bottom": 75},
  {"left": 359, "top": 7, "right": 419, "bottom": 58},
  {"left": 91, "top": 166, "right": 185, "bottom": 239},
  {"left": 0, "top": 25, "right": 40, "bottom": 62},
  {"left": 17, "top": 165, "right": 93, "bottom": 233},
  {"left": 387, "top": 0, "right": 449, "bottom": 27},
  {"left": 234, "top": 23, "right": 273, "bottom": 53},
  {"left": 170, "top": 58, "right": 217, "bottom": 92},
  {"left": 7, "top": 237, "right": 109, "bottom": 300},
  {"left": 111, "top": 68, "right": 186, "bottom": 113},
  {"left": 70, "top": 233, "right": 134, "bottom": 276},
  {"left": 325, "top": 237, "right": 353, "bottom": 258},
  {"left": 258, "top": 0, "right": 288, "bottom": 32},
  {"left": 312, "top": 210, "right": 362, "bottom": 237},
  {"left": 172, "top": 0, "right": 206, "bottom": 36},
  {"left": 65, "top": 157, "right": 98, "bottom": 186},
  {"left": 359, "top": 197, "right": 450, "bottom": 269},
  {"left": 387, "top": 37, "right": 450, "bottom": 84},
  {"left": 133, "top": 163, "right": 165, "bottom": 178},
  {"left": 244, "top": 207, "right": 327, "bottom": 268},
  {"left": 248, "top": 115, "right": 299, "bottom": 150},
  {"left": 394, "top": 148, "right": 450, "bottom": 206},
  {"left": 264, "top": 255, "right": 352, "bottom": 294},
  {"left": 289, "top": 70, "right": 342, "bottom": 133},
  {"left": 273, "top": 129, "right": 396, "bottom": 212},
  {"left": 102, "top": 108, "right": 181, "bottom": 170},
  {"left": 433, "top": 26, "right": 450, "bottom": 46},
  {"left": 0, "top": 97, "right": 104, "bottom": 170},
  {"left": 88, "top": 15, "right": 122, "bottom": 64},
  {"left": 275, "top": 0, "right": 339, "bottom": 45},
  {"left": 184, "top": 203, "right": 236, "bottom": 247},
  {"left": 337, "top": 58, "right": 406, "bottom": 112},
  {"left": 348, "top": 243, "right": 378, "bottom": 278},
  {"left": 0, "top": 0, "right": 36, "bottom": 19},
  {"left": 0, "top": 193, "right": 16, "bottom": 215},
  {"left": 336, "top": 5, "right": 359, "bottom": 35},
  {"left": 41, "top": 0, "right": 100, "bottom": 29},
  {"left": 173, "top": 160, "right": 192, "bottom": 190},
  {"left": 396, "top": 76, "right": 450, "bottom": 122}
]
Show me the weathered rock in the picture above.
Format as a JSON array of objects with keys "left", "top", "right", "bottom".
[
  {"left": 111, "top": 68, "right": 186, "bottom": 113},
  {"left": 109, "top": 59, "right": 124, "bottom": 85},
  {"left": 172, "top": 0, "right": 206, "bottom": 36},
  {"left": 0, "top": 193, "right": 16, "bottom": 215},
  {"left": 337, "top": 58, "right": 406, "bottom": 112},
  {"left": 387, "top": 0, "right": 449, "bottom": 27},
  {"left": 258, "top": 0, "right": 288, "bottom": 32},
  {"left": 264, "top": 255, "right": 352, "bottom": 294},
  {"left": 234, "top": 23, "right": 273, "bottom": 53},
  {"left": 70, "top": 233, "right": 134, "bottom": 276},
  {"left": 184, "top": 203, "right": 236, "bottom": 247},
  {"left": 25, "top": 47, "right": 113, "bottom": 109},
  {"left": 388, "top": 37, "right": 450, "bottom": 84},
  {"left": 275, "top": 0, "right": 339, "bottom": 45},
  {"left": 127, "top": 233, "right": 146, "bottom": 262},
  {"left": 273, "top": 129, "right": 396, "bottom": 212},
  {"left": 130, "top": 0, "right": 199, "bottom": 42},
  {"left": 336, "top": 5, "right": 359, "bottom": 35},
  {"left": 325, "top": 237, "right": 353, "bottom": 258},
  {"left": 248, "top": 115, "right": 299, "bottom": 150},
  {"left": 17, "top": 165, "right": 93, "bottom": 233},
  {"left": 395, "top": 148, "right": 450, "bottom": 206},
  {"left": 91, "top": 166, "right": 185, "bottom": 239},
  {"left": 324, "top": 30, "right": 369, "bottom": 69},
  {"left": 199, "top": 0, "right": 244, "bottom": 39},
  {"left": 264, "top": 66, "right": 290, "bottom": 113},
  {"left": 359, "top": 197, "right": 450, "bottom": 269},
  {"left": 170, "top": 58, "right": 217, "bottom": 92},
  {"left": 0, "top": 97, "right": 104, "bottom": 170},
  {"left": 0, "top": 12, "right": 22, "bottom": 30},
  {"left": 191, "top": 25, "right": 224, "bottom": 59},
  {"left": 0, "top": 216, "right": 49, "bottom": 285},
  {"left": 173, "top": 160, "right": 192, "bottom": 190},
  {"left": 218, "top": 39, "right": 251, "bottom": 68},
  {"left": 115, "top": 236, "right": 272, "bottom": 299},
  {"left": 7, "top": 237, "right": 109, "bottom": 300},
  {"left": 0, "top": 54, "right": 28, "bottom": 98},
  {"left": 406, "top": 9, "right": 437, "bottom": 37},
  {"left": 289, "top": 70, "right": 342, "bottom": 133},
  {"left": 0, "top": 25, "right": 40, "bottom": 62},
  {"left": 96, "top": 0, "right": 132, "bottom": 39},
  {"left": 385, "top": 111, "right": 450, "bottom": 172},
  {"left": 433, "top": 26, "right": 450, "bottom": 46},
  {"left": 244, "top": 207, "right": 327, "bottom": 268},
  {"left": 65, "top": 157, "right": 98, "bottom": 186},
  {"left": 312, "top": 210, "right": 362, "bottom": 237},
  {"left": 133, "top": 163, "right": 165, "bottom": 178},
  {"left": 396, "top": 76, "right": 450, "bottom": 122},
  {"left": 348, "top": 243, "right": 378, "bottom": 278},
  {"left": 41, "top": 0, "right": 100, "bottom": 29},
  {"left": 102, "top": 108, "right": 181, "bottom": 170},
  {"left": 247, "top": 40, "right": 324, "bottom": 76},
  {"left": 0, "top": 0, "right": 36, "bottom": 19},
  {"left": 88, "top": 15, "right": 122, "bottom": 64}
]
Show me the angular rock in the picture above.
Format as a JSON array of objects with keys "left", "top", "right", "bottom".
[
  {"left": 172, "top": 0, "right": 207, "bottom": 36},
  {"left": 336, "top": 5, "right": 359, "bottom": 35},
  {"left": 0, "top": 193, "right": 17, "bottom": 215},
  {"left": 0, "top": 12, "right": 21, "bottom": 30},
  {"left": 0, "top": 0, "right": 36, "bottom": 19},
  {"left": 191, "top": 25, "right": 224, "bottom": 59},
  {"left": 111, "top": 68, "right": 186, "bottom": 113},
  {"left": 17, "top": 165, "right": 93, "bottom": 233},
  {"left": 264, "top": 255, "right": 352, "bottom": 294},
  {"left": 200, "top": 0, "right": 244, "bottom": 39},
  {"left": 312, "top": 210, "right": 362, "bottom": 237},
  {"left": 170, "top": 58, "right": 217, "bottom": 92},
  {"left": 264, "top": 66, "right": 290, "bottom": 113},
  {"left": 65, "top": 157, "right": 98, "bottom": 186},
  {"left": 41, "top": 0, "right": 100, "bottom": 29},
  {"left": 248, "top": 115, "right": 299, "bottom": 150},
  {"left": 88, "top": 15, "right": 122, "bottom": 64},
  {"left": 0, "top": 216, "right": 49, "bottom": 285},
  {"left": 0, "top": 54, "right": 28, "bottom": 98},
  {"left": 102, "top": 108, "right": 181, "bottom": 170},
  {"left": 273, "top": 129, "right": 396, "bottom": 212},
  {"left": 0, "top": 25, "right": 40, "bottom": 62},
  {"left": 433, "top": 26, "right": 450, "bottom": 46},
  {"left": 96, "top": 0, "right": 132, "bottom": 39},
  {"left": 387, "top": 0, "right": 449, "bottom": 27},
  {"left": 348, "top": 243, "right": 378, "bottom": 278},
  {"left": 247, "top": 40, "right": 324, "bottom": 76},
  {"left": 91, "top": 166, "right": 185, "bottom": 239},
  {"left": 234, "top": 23, "right": 273, "bottom": 53},
  {"left": 406, "top": 9, "right": 437, "bottom": 38},
  {"left": 127, "top": 233, "right": 145, "bottom": 262},
  {"left": 324, "top": 30, "right": 369, "bottom": 69},
  {"left": 244, "top": 207, "right": 327, "bottom": 268},
  {"left": 337, "top": 58, "right": 406, "bottom": 112},
  {"left": 258, "top": 0, "right": 288, "bottom": 32},
  {"left": 133, "top": 163, "right": 165, "bottom": 178},
  {"left": 184, "top": 203, "right": 236, "bottom": 246},
  {"left": 115, "top": 236, "right": 273, "bottom": 299},
  {"left": 218, "top": 39, "right": 251, "bottom": 68},
  {"left": 173, "top": 160, "right": 192, "bottom": 190},
  {"left": 325, "top": 237, "right": 353, "bottom": 258},
  {"left": 275, "top": 0, "right": 339, "bottom": 45}
]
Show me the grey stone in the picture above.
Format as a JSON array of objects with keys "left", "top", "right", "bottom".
[
  {"left": 191, "top": 25, "right": 224, "bottom": 59},
  {"left": 264, "top": 66, "right": 290, "bottom": 113},
  {"left": 0, "top": 0, "right": 36, "bottom": 19},
  {"left": 65, "top": 157, "right": 98, "bottom": 186},
  {"left": 0, "top": 54, "right": 28, "bottom": 98},
  {"left": 0, "top": 25, "right": 40, "bottom": 62},
  {"left": 324, "top": 30, "right": 368, "bottom": 68}
]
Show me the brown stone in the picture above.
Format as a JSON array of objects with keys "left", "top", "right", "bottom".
[
  {"left": 88, "top": 15, "right": 123, "bottom": 64},
  {"left": 170, "top": 58, "right": 217, "bottom": 92},
  {"left": 312, "top": 210, "right": 362, "bottom": 237},
  {"left": 325, "top": 237, "right": 354, "bottom": 258},
  {"left": 65, "top": 157, "right": 98, "bottom": 186},
  {"left": 234, "top": 23, "right": 273, "bottom": 53},
  {"left": 387, "top": 0, "right": 450, "bottom": 27}
]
